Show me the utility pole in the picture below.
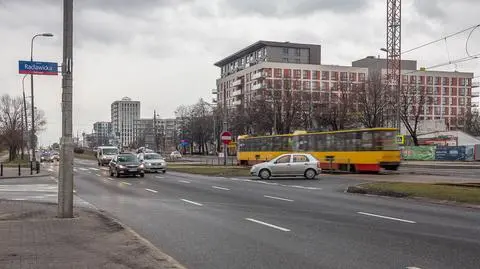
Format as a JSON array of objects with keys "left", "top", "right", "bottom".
[
  {"left": 22, "top": 75, "right": 29, "bottom": 159},
  {"left": 222, "top": 86, "right": 228, "bottom": 166},
  {"left": 154, "top": 110, "right": 158, "bottom": 152},
  {"left": 58, "top": 0, "right": 74, "bottom": 218}
]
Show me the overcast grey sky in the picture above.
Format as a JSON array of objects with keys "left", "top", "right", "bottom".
[{"left": 0, "top": 0, "right": 479, "bottom": 146}]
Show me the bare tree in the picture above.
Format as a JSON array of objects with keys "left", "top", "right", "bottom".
[
  {"left": 399, "top": 84, "right": 426, "bottom": 146},
  {"left": 462, "top": 110, "right": 480, "bottom": 137},
  {"left": 0, "top": 94, "right": 46, "bottom": 161},
  {"left": 314, "top": 82, "right": 358, "bottom": 131},
  {"left": 355, "top": 72, "right": 388, "bottom": 128}
]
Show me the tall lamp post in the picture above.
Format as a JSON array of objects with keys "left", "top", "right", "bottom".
[
  {"left": 21, "top": 74, "right": 29, "bottom": 158},
  {"left": 30, "top": 32, "right": 54, "bottom": 162}
]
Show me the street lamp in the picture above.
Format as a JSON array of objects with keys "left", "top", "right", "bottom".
[{"left": 30, "top": 32, "right": 54, "bottom": 162}]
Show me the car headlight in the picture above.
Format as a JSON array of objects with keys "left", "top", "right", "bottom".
[
  {"left": 138, "top": 164, "right": 145, "bottom": 169},
  {"left": 118, "top": 165, "right": 125, "bottom": 169}
]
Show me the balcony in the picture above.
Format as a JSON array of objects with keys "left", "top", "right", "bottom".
[
  {"left": 472, "top": 92, "right": 480, "bottom": 98},
  {"left": 232, "top": 89, "right": 243, "bottom": 97},
  {"left": 232, "top": 79, "right": 243, "bottom": 87},
  {"left": 233, "top": 99, "right": 242, "bottom": 106},
  {"left": 252, "top": 83, "right": 265, "bottom": 91},
  {"left": 252, "top": 72, "right": 264, "bottom": 80},
  {"left": 473, "top": 82, "right": 480, "bottom": 88}
]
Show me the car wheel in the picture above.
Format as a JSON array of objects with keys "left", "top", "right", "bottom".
[
  {"left": 259, "top": 169, "right": 271, "bottom": 180},
  {"left": 140, "top": 173, "right": 145, "bottom": 178},
  {"left": 162, "top": 170, "right": 166, "bottom": 174},
  {"left": 109, "top": 169, "right": 113, "bottom": 177},
  {"left": 304, "top": 169, "right": 316, "bottom": 179},
  {"left": 98, "top": 162, "right": 100, "bottom": 166},
  {"left": 116, "top": 170, "right": 121, "bottom": 178}
]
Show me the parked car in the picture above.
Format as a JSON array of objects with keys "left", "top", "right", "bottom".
[
  {"left": 138, "top": 153, "right": 167, "bottom": 173},
  {"left": 40, "top": 152, "right": 52, "bottom": 163},
  {"left": 109, "top": 153, "right": 145, "bottom": 178},
  {"left": 250, "top": 153, "right": 321, "bottom": 180},
  {"left": 170, "top": 151, "right": 182, "bottom": 159},
  {"left": 50, "top": 152, "right": 60, "bottom": 162},
  {"left": 97, "top": 146, "right": 119, "bottom": 166}
]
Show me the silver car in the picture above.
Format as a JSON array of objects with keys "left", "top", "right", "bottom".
[
  {"left": 138, "top": 153, "right": 167, "bottom": 173},
  {"left": 250, "top": 153, "right": 321, "bottom": 180}
]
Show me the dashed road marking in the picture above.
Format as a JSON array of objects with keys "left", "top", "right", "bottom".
[
  {"left": 181, "top": 199, "right": 203, "bottom": 206},
  {"left": 357, "top": 212, "right": 416, "bottom": 224},
  {"left": 155, "top": 176, "right": 164, "bottom": 179},
  {"left": 145, "top": 188, "right": 158, "bottom": 193},
  {"left": 79, "top": 168, "right": 89, "bottom": 171},
  {"left": 96, "top": 174, "right": 102, "bottom": 177},
  {"left": 179, "top": 180, "right": 191, "bottom": 184},
  {"left": 121, "top": 182, "right": 131, "bottom": 185},
  {"left": 246, "top": 218, "right": 290, "bottom": 232},
  {"left": 89, "top": 168, "right": 100, "bottom": 171},
  {"left": 212, "top": 186, "right": 230, "bottom": 191},
  {"left": 264, "top": 195, "right": 293, "bottom": 202}
]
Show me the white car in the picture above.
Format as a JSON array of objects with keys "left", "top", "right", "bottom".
[
  {"left": 170, "top": 151, "right": 182, "bottom": 159},
  {"left": 138, "top": 153, "right": 167, "bottom": 173},
  {"left": 250, "top": 153, "right": 321, "bottom": 180}
]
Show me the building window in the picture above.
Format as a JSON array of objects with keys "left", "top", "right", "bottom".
[
  {"left": 410, "top": 76, "right": 417, "bottom": 84},
  {"left": 295, "top": 59, "right": 301, "bottom": 63},
  {"left": 340, "top": 72, "right": 348, "bottom": 81},
  {"left": 303, "top": 81, "right": 311, "bottom": 90},
  {"left": 322, "top": 71, "right": 329, "bottom": 80},
  {"left": 322, "top": 82, "right": 329, "bottom": 90},
  {"left": 443, "top": 77, "right": 449, "bottom": 85},
  {"left": 443, "top": 87, "right": 449, "bottom": 95},
  {"left": 359, "top": 73, "right": 366, "bottom": 82},
  {"left": 459, "top": 88, "right": 466, "bottom": 96},
  {"left": 435, "top": 87, "right": 441, "bottom": 95},
  {"left": 274, "top": 68, "right": 282, "bottom": 78},
  {"left": 312, "top": 71, "right": 319, "bottom": 80},
  {"left": 420, "top": 76, "right": 425, "bottom": 84},
  {"left": 295, "top": 48, "right": 301, "bottom": 56},
  {"left": 427, "top": 87, "right": 433, "bottom": 95},
  {"left": 402, "top": 75, "right": 408, "bottom": 84},
  {"left": 427, "top": 76, "right": 433, "bottom": 85},
  {"left": 349, "top": 72, "right": 357, "bottom": 82},
  {"left": 331, "top": 82, "right": 338, "bottom": 91},
  {"left": 434, "top": 107, "right": 440, "bottom": 115},
  {"left": 331, "top": 71, "right": 338, "bottom": 81},
  {"left": 434, "top": 77, "right": 441, "bottom": 85},
  {"left": 451, "top": 97, "right": 457, "bottom": 106},
  {"left": 451, "top": 107, "right": 457, "bottom": 115},
  {"left": 451, "top": 78, "right": 457, "bottom": 86},
  {"left": 459, "top": 78, "right": 466, "bottom": 86},
  {"left": 459, "top": 97, "right": 465, "bottom": 106},
  {"left": 443, "top": 107, "right": 449, "bottom": 115},
  {"left": 284, "top": 69, "right": 292, "bottom": 78},
  {"left": 282, "top": 58, "right": 289, "bottom": 63},
  {"left": 294, "top": 69, "right": 301, "bottom": 79},
  {"left": 283, "top": 47, "right": 289, "bottom": 54},
  {"left": 303, "top": 70, "right": 310, "bottom": 79},
  {"left": 312, "top": 81, "right": 320, "bottom": 90},
  {"left": 442, "top": 97, "right": 448, "bottom": 105}
]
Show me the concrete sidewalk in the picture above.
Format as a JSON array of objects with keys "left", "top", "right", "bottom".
[
  {"left": 0, "top": 200, "right": 186, "bottom": 269},
  {"left": 332, "top": 172, "right": 480, "bottom": 184}
]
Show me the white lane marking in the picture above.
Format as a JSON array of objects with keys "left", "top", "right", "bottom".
[
  {"left": 47, "top": 168, "right": 53, "bottom": 172},
  {"left": 155, "top": 176, "right": 164, "bottom": 179},
  {"left": 406, "top": 267, "right": 423, "bottom": 269},
  {"left": 357, "top": 212, "right": 416, "bottom": 224},
  {"left": 230, "top": 178, "right": 241, "bottom": 181},
  {"left": 212, "top": 186, "right": 230, "bottom": 191},
  {"left": 145, "top": 188, "right": 158, "bottom": 193},
  {"left": 46, "top": 194, "right": 57, "bottom": 197},
  {"left": 179, "top": 180, "right": 191, "bottom": 184},
  {"left": 246, "top": 218, "right": 291, "bottom": 232},
  {"left": 264, "top": 195, "right": 294, "bottom": 202},
  {"left": 257, "top": 181, "right": 279, "bottom": 185},
  {"left": 89, "top": 168, "right": 100, "bottom": 171},
  {"left": 73, "top": 168, "right": 78, "bottom": 172},
  {"left": 181, "top": 199, "right": 203, "bottom": 206},
  {"left": 121, "top": 181, "right": 131, "bottom": 185},
  {"left": 30, "top": 196, "right": 46, "bottom": 199},
  {"left": 11, "top": 198, "right": 26, "bottom": 201},
  {"left": 96, "top": 174, "right": 102, "bottom": 177},
  {"left": 108, "top": 178, "right": 114, "bottom": 181},
  {"left": 79, "top": 168, "right": 89, "bottom": 171}
]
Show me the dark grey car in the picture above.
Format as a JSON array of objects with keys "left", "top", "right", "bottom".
[{"left": 109, "top": 154, "right": 145, "bottom": 178}]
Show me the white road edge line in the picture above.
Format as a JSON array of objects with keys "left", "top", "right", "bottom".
[
  {"left": 121, "top": 182, "right": 131, "bottom": 185},
  {"left": 212, "top": 185, "right": 230, "bottom": 190},
  {"left": 264, "top": 195, "right": 294, "bottom": 202},
  {"left": 181, "top": 199, "right": 203, "bottom": 206},
  {"left": 357, "top": 212, "right": 416, "bottom": 224},
  {"left": 246, "top": 218, "right": 291, "bottom": 232},
  {"left": 145, "top": 188, "right": 158, "bottom": 193},
  {"left": 155, "top": 176, "right": 164, "bottom": 179},
  {"left": 179, "top": 180, "right": 191, "bottom": 184}
]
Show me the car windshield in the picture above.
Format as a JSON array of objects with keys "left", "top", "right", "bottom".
[
  {"left": 102, "top": 148, "right": 118, "bottom": 155},
  {"left": 144, "top": 154, "right": 162, "bottom": 160},
  {"left": 117, "top": 155, "right": 138, "bottom": 163}
]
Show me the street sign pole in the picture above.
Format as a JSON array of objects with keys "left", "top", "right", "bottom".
[
  {"left": 220, "top": 130, "right": 232, "bottom": 166},
  {"left": 222, "top": 123, "right": 227, "bottom": 166},
  {"left": 58, "top": 0, "right": 74, "bottom": 218}
]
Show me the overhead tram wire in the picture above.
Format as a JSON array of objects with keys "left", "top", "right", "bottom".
[{"left": 402, "top": 23, "right": 480, "bottom": 55}]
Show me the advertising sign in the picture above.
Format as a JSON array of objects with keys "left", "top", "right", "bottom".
[{"left": 434, "top": 146, "right": 466, "bottom": 161}]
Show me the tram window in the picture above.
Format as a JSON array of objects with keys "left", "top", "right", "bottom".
[
  {"left": 316, "top": 134, "right": 326, "bottom": 151},
  {"left": 360, "top": 132, "right": 373, "bottom": 150},
  {"left": 373, "top": 132, "right": 383, "bottom": 150},
  {"left": 336, "top": 133, "right": 345, "bottom": 151},
  {"left": 326, "top": 134, "right": 335, "bottom": 151},
  {"left": 298, "top": 135, "right": 308, "bottom": 151},
  {"left": 272, "top": 137, "right": 282, "bottom": 151}
]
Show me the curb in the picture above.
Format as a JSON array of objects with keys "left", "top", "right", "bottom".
[
  {"left": 93, "top": 209, "right": 188, "bottom": 269},
  {"left": 0, "top": 173, "right": 51, "bottom": 180},
  {"left": 402, "top": 164, "right": 480, "bottom": 170},
  {"left": 345, "top": 183, "right": 480, "bottom": 209}
]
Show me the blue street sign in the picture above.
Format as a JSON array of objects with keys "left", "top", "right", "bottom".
[{"left": 19, "top": 60, "right": 58, "bottom": 75}]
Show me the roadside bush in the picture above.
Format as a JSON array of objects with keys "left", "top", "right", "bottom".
[{"left": 74, "top": 147, "right": 85, "bottom": 154}]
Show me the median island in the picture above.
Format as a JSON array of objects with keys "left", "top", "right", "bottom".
[
  {"left": 347, "top": 182, "right": 480, "bottom": 206},
  {"left": 168, "top": 164, "right": 251, "bottom": 177}
]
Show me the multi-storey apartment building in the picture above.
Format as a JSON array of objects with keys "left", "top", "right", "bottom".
[
  {"left": 92, "top": 121, "right": 112, "bottom": 146},
  {"left": 133, "top": 117, "right": 180, "bottom": 151},
  {"left": 353, "top": 57, "right": 477, "bottom": 129},
  {"left": 111, "top": 97, "right": 141, "bottom": 147}
]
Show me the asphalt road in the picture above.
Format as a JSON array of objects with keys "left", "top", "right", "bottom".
[{"left": 29, "top": 160, "right": 480, "bottom": 269}]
